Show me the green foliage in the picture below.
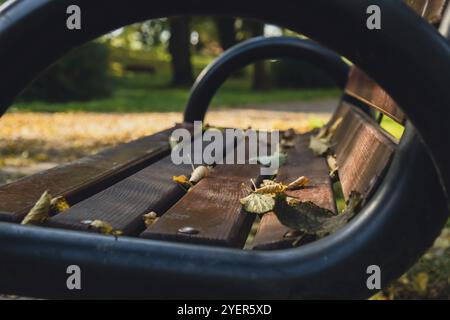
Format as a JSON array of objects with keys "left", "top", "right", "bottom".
[
  {"left": 19, "top": 42, "right": 113, "bottom": 102},
  {"left": 271, "top": 59, "right": 337, "bottom": 89}
]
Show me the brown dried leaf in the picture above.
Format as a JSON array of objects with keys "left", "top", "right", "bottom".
[
  {"left": 85, "top": 219, "right": 123, "bottom": 236},
  {"left": 287, "top": 176, "right": 309, "bottom": 190},
  {"left": 255, "top": 182, "right": 287, "bottom": 194},
  {"left": 21, "top": 191, "right": 52, "bottom": 225},
  {"left": 50, "top": 196, "right": 70, "bottom": 214},
  {"left": 143, "top": 211, "right": 159, "bottom": 227},
  {"left": 273, "top": 191, "right": 362, "bottom": 238}
]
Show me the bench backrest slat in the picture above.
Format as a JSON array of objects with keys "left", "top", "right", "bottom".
[{"left": 333, "top": 103, "right": 397, "bottom": 200}]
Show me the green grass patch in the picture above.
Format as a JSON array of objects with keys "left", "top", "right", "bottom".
[
  {"left": 11, "top": 73, "right": 340, "bottom": 113},
  {"left": 380, "top": 116, "right": 405, "bottom": 140}
]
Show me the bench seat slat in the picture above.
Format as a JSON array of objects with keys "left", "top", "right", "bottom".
[
  {"left": 140, "top": 163, "right": 261, "bottom": 247},
  {"left": 47, "top": 156, "right": 191, "bottom": 235},
  {"left": 0, "top": 127, "right": 180, "bottom": 222},
  {"left": 251, "top": 133, "right": 336, "bottom": 250}
]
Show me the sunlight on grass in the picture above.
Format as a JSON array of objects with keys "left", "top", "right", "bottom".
[{"left": 380, "top": 116, "right": 405, "bottom": 140}]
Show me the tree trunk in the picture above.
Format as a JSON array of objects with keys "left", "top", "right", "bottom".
[
  {"left": 168, "top": 17, "right": 194, "bottom": 86},
  {"left": 247, "top": 20, "right": 271, "bottom": 91},
  {"left": 215, "top": 17, "right": 237, "bottom": 51}
]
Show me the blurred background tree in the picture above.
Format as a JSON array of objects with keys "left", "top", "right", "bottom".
[{"left": 11, "top": 14, "right": 337, "bottom": 105}]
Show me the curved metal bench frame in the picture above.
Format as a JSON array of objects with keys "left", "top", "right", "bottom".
[
  {"left": 0, "top": 0, "right": 449, "bottom": 299},
  {"left": 184, "top": 36, "right": 350, "bottom": 122}
]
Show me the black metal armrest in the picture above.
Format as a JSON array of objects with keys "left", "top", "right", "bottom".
[{"left": 183, "top": 36, "right": 349, "bottom": 123}]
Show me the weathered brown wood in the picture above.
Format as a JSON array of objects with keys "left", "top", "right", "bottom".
[
  {"left": 345, "top": 67, "right": 406, "bottom": 123},
  {"left": 47, "top": 127, "right": 242, "bottom": 235},
  {"left": 140, "top": 163, "right": 261, "bottom": 247},
  {"left": 46, "top": 156, "right": 191, "bottom": 235},
  {"left": 344, "top": 0, "right": 447, "bottom": 124},
  {"left": 0, "top": 126, "right": 186, "bottom": 223},
  {"left": 251, "top": 133, "right": 336, "bottom": 250},
  {"left": 334, "top": 103, "right": 397, "bottom": 200},
  {"left": 405, "top": 0, "right": 448, "bottom": 23},
  {"left": 139, "top": 131, "right": 271, "bottom": 247}
]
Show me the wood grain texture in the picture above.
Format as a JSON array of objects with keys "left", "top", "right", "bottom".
[
  {"left": 345, "top": 67, "right": 405, "bottom": 123},
  {"left": 334, "top": 103, "right": 397, "bottom": 200},
  {"left": 47, "top": 156, "right": 191, "bottom": 235},
  {"left": 46, "top": 127, "right": 238, "bottom": 235},
  {"left": 140, "top": 164, "right": 261, "bottom": 247},
  {"left": 0, "top": 126, "right": 183, "bottom": 222},
  {"left": 251, "top": 133, "right": 336, "bottom": 250},
  {"left": 405, "top": 0, "right": 448, "bottom": 23}
]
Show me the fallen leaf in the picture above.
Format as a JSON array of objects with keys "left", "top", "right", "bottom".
[
  {"left": 21, "top": 191, "right": 52, "bottom": 225},
  {"left": 415, "top": 272, "right": 429, "bottom": 293},
  {"left": 309, "top": 136, "right": 331, "bottom": 156},
  {"left": 273, "top": 191, "right": 362, "bottom": 238},
  {"left": 85, "top": 219, "right": 123, "bottom": 236},
  {"left": 50, "top": 196, "right": 70, "bottom": 214},
  {"left": 143, "top": 211, "right": 159, "bottom": 227},
  {"left": 240, "top": 193, "right": 275, "bottom": 214},
  {"left": 287, "top": 176, "right": 309, "bottom": 190},
  {"left": 255, "top": 182, "right": 287, "bottom": 194},
  {"left": 189, "top": 165, "right": 211, "bottom": 184},
  {"left": 286, "top": 196, "right": 300, "bottom": 206},
  {"left": 173, "top": 175, "right": 191, "bottom": 187},
  {"left": 260, "top": 179, "right": 278, "bottom": 187},
  {"left": 327, "top": 155, "right": 338, "bottom": 178},
  {"left": 309, "top": 117, "right": 343, "bottom": 156}
]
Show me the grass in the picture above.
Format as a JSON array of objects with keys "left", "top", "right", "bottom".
[{"left": 10, "top": 60, "right": 340, "bottom": 113}]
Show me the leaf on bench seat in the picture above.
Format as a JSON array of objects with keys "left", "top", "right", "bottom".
[
  {"left": 272, "top": 191, "right": 362, "bottom": 238},
  {"left": 240, "top": 193, "right": 275, "bottom": 215},
  {"left": 309, "top": 118, "right": 343, "bottom": 156},
  {"left": 143, "top": 211, "right": 159, "bottom": 227},
  {"left": 21, "top": 191, "right": 71, "bottom": 225},
  {"left": 21, "top": 191, "right": 52, "bottom": 225},
  {"left": 286, "top": 176, "right": 309, "bottom": 190},
  {"left": 81, "top": 219, "right": 123, "bottom": 236},
  {"left": 189, "top": 165, "right": 212, "bottom": 184}
]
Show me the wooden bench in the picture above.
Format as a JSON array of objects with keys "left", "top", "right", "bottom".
[{"left": 0, "top": 0, "right": 449, "bottom": 299}]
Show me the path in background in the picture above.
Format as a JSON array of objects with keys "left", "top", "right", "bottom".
[{"left": 0, "top": 99, "right": 337, "bottom": 185}]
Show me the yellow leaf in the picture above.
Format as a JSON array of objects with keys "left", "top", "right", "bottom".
[
  {"left": 255, "top": 182, "right": 287, "bottom": 194},
  {"left": 50, "top": 196, "right": 70, "bottom": 214},
  {"left": 85, "top": 219, "right": 123, "bottom": 236},
  {"left": 240, "top": 193, "right": 275, "bottom": 214},
  {"left": 309, "top": 118, "right": 343, "bottom": 156},
  {"left": 21, "top": 191, "right": 52, "bottom": 225},
  {"left": 143, "top": 211, "right": 159, "bottom": 227},
  {"left": 173, "top": 175, "right": 190, "bottom": 186},
  {"left": 287, "top": 176, "right": 309, "bottom": 190},
  {"left": 415, "top": 272, "right": 429, "bottom": 292}
]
